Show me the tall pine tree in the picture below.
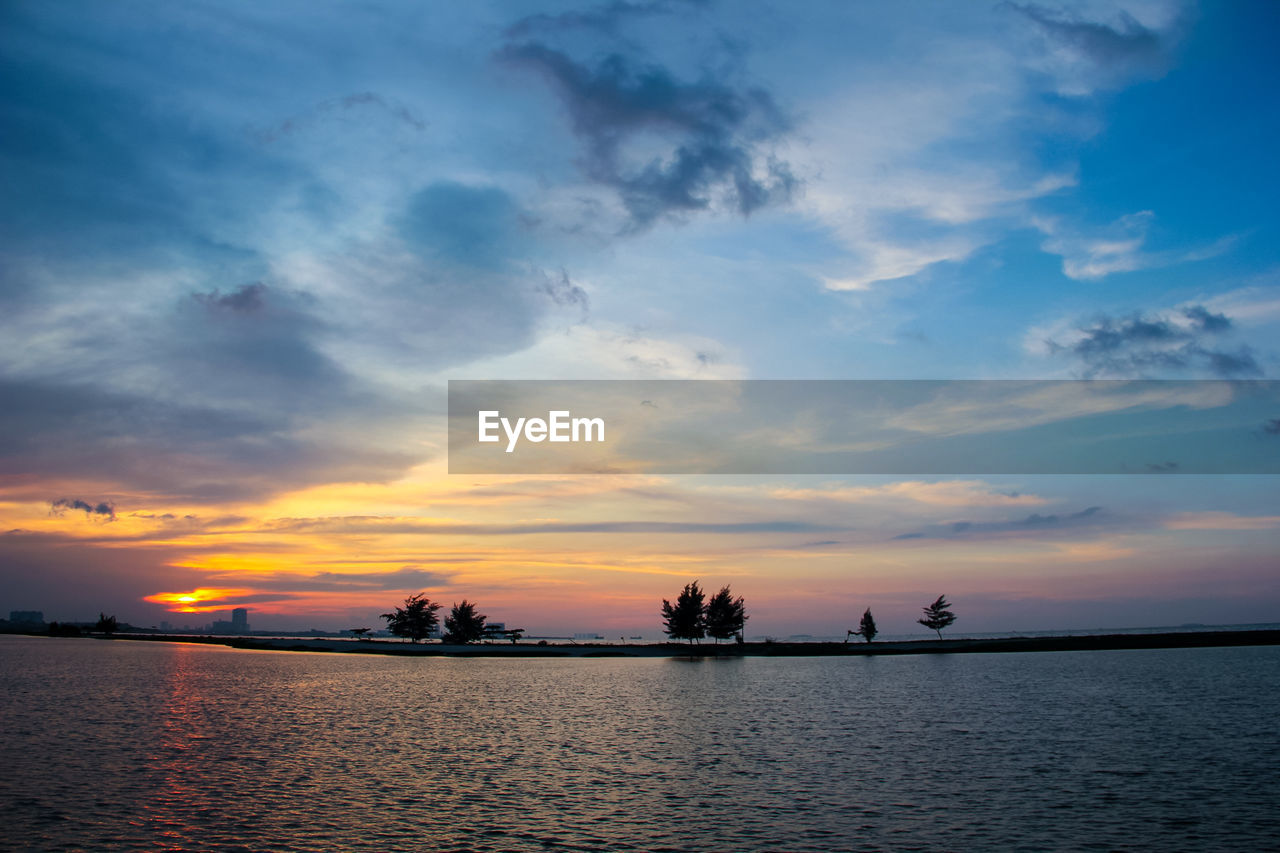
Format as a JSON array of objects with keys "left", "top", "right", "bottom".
[
  {"left": 856, "top": 608, "right": 877, "bottom": 642},
  {"left": 705, "top": 585, "right": 747, "bottom": 643},
  {"left": 661, "top": 581, "right": 706, "bottom": 643}
]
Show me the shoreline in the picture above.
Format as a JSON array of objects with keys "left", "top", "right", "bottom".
[{"left": 27, "top": 627, "right": 1280, "bottom": 658}]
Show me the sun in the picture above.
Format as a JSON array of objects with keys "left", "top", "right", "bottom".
[{"left": 144, "top": 588, "right": 251, "bottom": 613}]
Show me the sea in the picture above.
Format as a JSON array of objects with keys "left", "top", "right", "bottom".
[{"left": 1, "top": 634, "right": 1277, "bottom": 851}]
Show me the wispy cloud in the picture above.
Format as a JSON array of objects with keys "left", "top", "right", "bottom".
[
  {"left": 770, "top": 480, "right": 1048, "bottom": 508},
  {"left": 1165, "top": 512, "right": 1280, "bottom": 531},
  {"left": 505, "top": 0, "right": 707, "bottom": 39},
  {"left": 1035, "top": 211, "right": 1236, "bottom": 280},
  {"left": 1007, "top": 3, "right": 1163, "bottom": 65},
  {"left": 893, "top": 505, "right": 1108, "bottom": 540},
  {"left": 262, "top": 516, "right": 833, "bottom": 536}
]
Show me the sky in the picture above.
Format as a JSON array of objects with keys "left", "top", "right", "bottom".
[{"left": 1, "top": 0, "right": 1278, "bottom": 637}]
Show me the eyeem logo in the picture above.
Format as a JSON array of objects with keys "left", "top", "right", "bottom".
[{"left": 478, "top": 410, "right": 606, "bottom": 453}]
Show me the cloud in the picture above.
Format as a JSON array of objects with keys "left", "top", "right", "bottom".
[
  {"left": 0, "top": 530, "right": 213, "bottom": 622},
  {"left": 770, "top": 480, "right": 1048, "bottom": 508},
  {"left": 1165, "top": 512, "right": 1280, "bottom": 531},
  {"left": 1007, "top": 3, "right": 1162, "bottom": 66},
  {"left": 1037, "top": 305, "right": 1261, "bottom": 378},
  {"left": 260, "top": 515, "right": 832, "bottom": 536},
  {"left": 1034, "top": 211, "right": 1237, "bottom": 281},
  {"left": 1002, "top": 1, "right": 1185, "bottom": 96},
  {"left": 497, "top": 43, "right": 795, "bottom": 228},
  {"left": 894, "top": 505, "right": 1107, "bottom": 540},
  {"left": 203, "top": 567, "right": 453, "bottom": 594},
  {"left": 457, "top": 322, "right": 742, "bottom": 379},
  {"left": 251, "top": 91, "right": 426, "bottom": 144},
  {"left": 398, "top": 181, "right": 530, "bottom": 269},
  {"left": 144, "top": 588, "right": 303, "bottom": 612},
  {"left": 195, "top": 282, "right": 267, "bottom": 313},
  {"left": 50, "top": 498, "right": 116, "bottom": 522},
  {"left": 536, "top": 269, "right": 591, "bottom": 316},
  {"left": 505, "top": 0, "right": 706, "bottom": 38},
  {"left": 0, "top": 378, "right": 417, "bottom": 503}
]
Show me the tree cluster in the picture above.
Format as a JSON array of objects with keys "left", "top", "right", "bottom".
[
  {"left": 661, "top": 581, "right": 747, "bottom": 644},
  {"left": 381, "top": 593, "right": 523, "bottom": 645}
]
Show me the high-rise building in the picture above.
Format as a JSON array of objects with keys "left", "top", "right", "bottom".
[
  {"left": 231, "top": 608, "right": 250, "bottom": 633},
  {"left": 8, "top": 610, "right": 44, "bottom": 625}
]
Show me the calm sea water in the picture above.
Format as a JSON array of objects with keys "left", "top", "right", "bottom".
[{"left": 1, "top": 636, "right": 1277, "bottom": 851}]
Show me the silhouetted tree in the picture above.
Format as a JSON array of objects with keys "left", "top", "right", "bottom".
[
  {"left": 95, "top": 613, "right": 118, "bottom": 635},
  {"left": 856, "top": 608, "right": 877, "bottom": 642},
  {"left": 443, "top": 600, "right": 487, "bottom": 644},
  {"left": 705, "top": 585, "right": 747, "bottom": 643},
  {"left": 381, "top": 593, "right": 440, "bottom": 642},
  {"left": 918, "top": 595, "right": 956, "bottom": 639},
  {"left": 662, "top": 581, "right": 706, "bottom": 644}
]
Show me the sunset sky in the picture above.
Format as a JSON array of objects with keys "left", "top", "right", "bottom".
[{"left": 2, "top": 0, "right": 1278, "bottom": 636}]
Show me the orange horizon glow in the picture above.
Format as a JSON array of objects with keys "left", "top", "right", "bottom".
[{"left": 11, "top": 466, "right": 1280, "bottom": 633}]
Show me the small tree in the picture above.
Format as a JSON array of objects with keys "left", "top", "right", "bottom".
[
  {"left": 661, "top": 581, "right": 706, "bottom": 644},
  {"left": 918, "top": 595, "right": 956, "bottom": 639},
  {"left": 856, "top": 608, "right": 877, "bottom": 643},
  {"left": 95, "top": 613, "right": 118, "bottom": 635},
  {"left": 443, "top": 600, "right": 487, "bottom": 644},
  {"left": 381, "top": 593, "right": 440, "bottom": 642},
  {"left": 704, "top": 585, "right": 747, "bottom": 643}
]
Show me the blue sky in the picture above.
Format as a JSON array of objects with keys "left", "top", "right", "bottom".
[{"left": 1, "top": 0, "right": 1278, "bottom": 633}]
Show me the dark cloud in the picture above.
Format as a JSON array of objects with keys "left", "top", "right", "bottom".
[
  {"left": 195, "top": 282, "right": 268, "bottom": 313},
  {"left": 894, "top": 506, "right": 1106, "bottom": 541},
  {"left": 1183, "top": 305, "right": 1232, "bottom": 333},
  {"left": 1045, "top": 306, "right": 1261, "bottom": 378},
  {"left": 50, "top": 498, "right": 116, "bottom": 521},
  {"left": 536, "top": 269, "right": 590, "bottom": 314},
  {"left": 497, "top": 43, "right": 795, "bottom": 228},
  {"left": 505, "top": 0, "right": 707, "bottom": 38},
  {"left": 1263, "top": 419, "right": 1280, "bottom": 436},
  {"left": 1007, "top": 3, "right": 1162, "bottom": 66}
]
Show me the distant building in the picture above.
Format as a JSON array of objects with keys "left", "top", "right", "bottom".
[
  {"left": 208, "top": 608, "right": 251, "bottom": 635},
  {"left": 9, "top": 610, "right": 44, "bottom": 625}
]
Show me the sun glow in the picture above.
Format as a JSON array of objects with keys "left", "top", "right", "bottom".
[{"left": 144, "top": 588, "right": 254, "bottom": 613}]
